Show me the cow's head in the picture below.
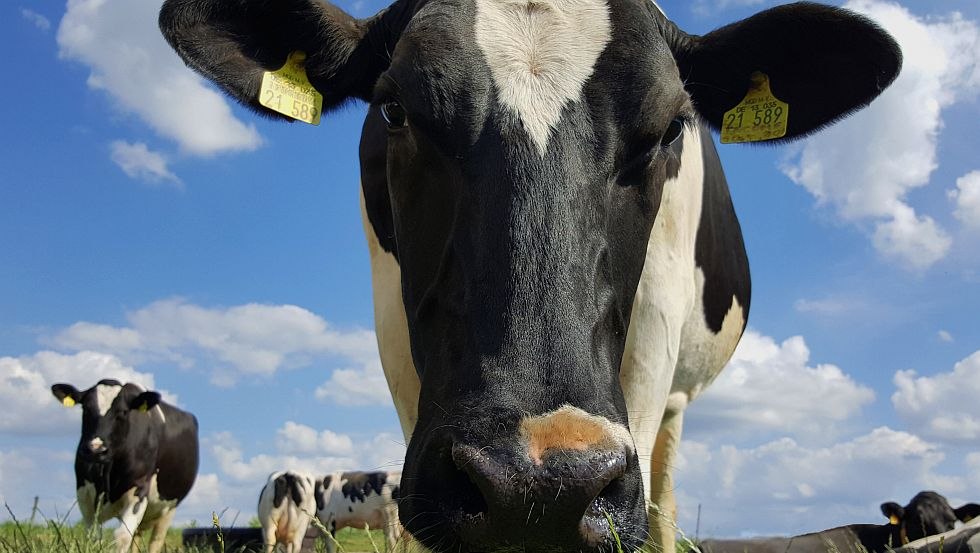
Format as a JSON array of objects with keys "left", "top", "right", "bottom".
[
  {"left": 882, "top": 491, "right": 964, "bottom": 545},
  {"left": 52, "top": 380, "right": 162, "bottom": 461},
  {"left": 160, "top": 0, "right": 900, "bottom": 550}
]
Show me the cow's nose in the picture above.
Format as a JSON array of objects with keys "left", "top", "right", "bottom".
[
  {"left": 88, "top": 437, "right": 107, "bottom": 455},
  {"left": 400, "top": 406, "right": 648, "bottom": 552}
]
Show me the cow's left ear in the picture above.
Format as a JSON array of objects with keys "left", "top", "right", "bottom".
[
  {"left": 882, "top": 501, "right": 905, "bottom": 525},
  {"left": 131, "top": 391, "right": 162, "bottom": 413},
  {"left": 954, "top": 503, "right": 980, "bottom": 523},
  {"left": 51, "top": 384, "right": 81, "bottom": 407},
  {"left": 674, "top": 2, "right": 901, "bottom": 141},
  {"left": 159, "top": 0, "right": 410, "bottom": 120}
]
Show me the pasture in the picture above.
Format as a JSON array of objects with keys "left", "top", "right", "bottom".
[{"left": 0, "top": 507, "right": 387, "bottom": 553}]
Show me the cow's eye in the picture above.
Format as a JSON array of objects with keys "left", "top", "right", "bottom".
[
  {"left": 661, "top": 117, "right": 685, "bottom": 147},
  {"left": 381, "top": 101, "right": 408, "bottom": 129}
]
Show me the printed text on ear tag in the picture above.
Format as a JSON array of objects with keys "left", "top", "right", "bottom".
[
  {"left": 259, "top": 51, "right": 323, "bottom": 126},
  {"left": 63, "top": 397, "right": 75, "bottom": 407},
  {"left": 720, "top": 71, "right": 789, "bottom": 144}
]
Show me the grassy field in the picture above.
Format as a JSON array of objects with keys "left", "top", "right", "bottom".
[{"left": 0, "top": 513, "right": 388, "bottom": 553}]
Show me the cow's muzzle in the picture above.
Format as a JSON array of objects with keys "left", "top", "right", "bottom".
[{"left": 399, "top": 408, "right": 647, "bottom": 552}]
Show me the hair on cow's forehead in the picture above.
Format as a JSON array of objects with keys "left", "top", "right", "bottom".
[{"left": 473, "top": 0, "right": 612, "bottom": 156}]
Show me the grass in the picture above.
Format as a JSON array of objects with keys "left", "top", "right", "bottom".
[{"left": 0, "top": 506, "right": 389, "bottom": 553}]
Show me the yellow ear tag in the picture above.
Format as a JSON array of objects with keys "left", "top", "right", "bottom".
[
  {"left": 62, "top": 397, "right": 76, "bottom": 407},
  {"left": 138, "top": 402, "right": 149, "bottom": 413},
  {"left": 889, "top": 515, "right": 900, "bottom": 525},
  {"left": 259, "top": 51, "right": 323, "bottom": 126},
  {"left": 720, "top": 71, "right": 789, "bottom": 144}
]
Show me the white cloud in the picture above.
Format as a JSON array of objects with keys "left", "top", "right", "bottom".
[
  {"left": 892, "top": 350, "right": 980, "bottom": 443},
  {"left": 276, "top": 421, "right": 355, "bottom": 457},
  {"left": 46, "top": 298, "right": 381, "bottom": 387},
  {"left": 782, "top": 2, "right": 980, "bottom": 269},
  {"left": 0, "top": 448, "right": 76, "bottom": 519},
  {"left": 110, "top": 140, "right": 181, "bottom": 187},
  {"left": 685, "top": 330, "right": 875, "bottom": 442},
  {"left": 314, "top": 359, "right": 393, "bottom": 406},
  {"left": 209, "top": 424, "right": 405, "bottom": 484},
  {"left": 57, "top": 0, "right": 262, "bottom": 156},
  {"left": 937, "top": 330, "right": 954, "bottom": 343},
  {"left": 950, "top": 170, "right": 980, "bottom": 228},
  {"left": 871, "top": 204, "right": 952, "bottom": 270},
  {"left": 20, "top": 8, "right": 51, "bottom": 30},
  {"left": 0, "top": 351, "right": 166, "bottom": 436},
  {"left": 675, "top": 427, "right": 950, "bottom": 538}
]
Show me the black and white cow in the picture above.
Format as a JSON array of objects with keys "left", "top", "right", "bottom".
[
  {"left": 258, "top": 470, "right": 320, "bottom": 553},
  {"left": 698, "top": 492, "right": 980, "bottom": 553},
  {"left": 159, "top": 0, "right": 900, "bottom": 551},
  {"left": 52, "top": 379, "right": 199, "bottom": 553},
  {"left": 317, "top": 471, "right": 402, "bottom": 553}
]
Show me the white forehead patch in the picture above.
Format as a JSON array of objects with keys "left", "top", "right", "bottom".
[
  {"left": 474, "top": 0, "right": 612, "bottom": 156},
  {"left": 95, "top": 383, "right": 122, "bottom": 417}
]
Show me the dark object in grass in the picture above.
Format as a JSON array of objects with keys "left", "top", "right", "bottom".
[{"left": 182, "top": 526, "right": 326, "bottom": 553}]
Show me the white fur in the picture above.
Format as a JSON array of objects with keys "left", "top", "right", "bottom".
[
  {"left": 360, "top": 190, "right": 420, "bottom": 443},
  {"left": 474, "top": 0, "right": 612, "bottom": 156},
  {"left": 78, "top": 473, "right": 178, "bottom": 553},
  {"left": 95, "top": 383, "right": 122, "bottom": 416},
  {"left": 257, "top": 470, "right": 318, "bottom": 553}
]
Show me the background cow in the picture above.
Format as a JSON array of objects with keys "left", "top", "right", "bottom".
[
  {"left": 258, "top": 470, "right": 319, "bottom": 553},
  {"left": 698, "top": 492, "right": 980, "bottom": 553},
  {"left": 52, "top": 379, "right": 199, "bottom": 553},
  {"left": 159, "top": 0, "right": 901, "bottom": 551},
  {"left": 318, "top": 471, "right": 402, "bottom": 553}
]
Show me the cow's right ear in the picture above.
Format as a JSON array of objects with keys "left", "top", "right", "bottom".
[
  {"left": 159, "top": 0, "right": 410, "bottom": 119},
  {"left": 881, "top": 502, "right": 904, "bottom": 525},
  {"left": 51, "top": 384, "right": 81, "bottom": 407},
  {"left": 954, "top": 503, "right": 980, "bottom": 523}
]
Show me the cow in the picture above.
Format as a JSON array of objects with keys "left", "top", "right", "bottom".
[
  {"left": 697, "top": 492, "right": 980, "bottom": 553},
  {"left": 51, "top": 379, "right": 199, "bottom": 553},
  {"left": 158, "top": 0, "right": 901, "bottom": 550},
  {"left": 258, "top": 470, "right": 320, "bottom": 553},
  {"left": 317, "top": 471, "right": 402, "bottom": 553}
]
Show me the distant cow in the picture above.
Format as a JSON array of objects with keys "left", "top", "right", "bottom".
[
  {"left": 318, "top": 471, "right": 401, "bottom": 553},
  {"left": 698, "top": 491, "right": 980, "bottom": 553},
  {"left": 52, "top": 379, "right": 199, "bottom": 553},
  {"left": 258, "top": 471, "right": 319, "bottom": 552}
]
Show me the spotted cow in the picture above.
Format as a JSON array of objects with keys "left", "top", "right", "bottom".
[
  {"left": 159, "top": 0, "right": 901, "bottom": 550},
  {"left": 52, "top": 379, "right": 199, "bottom": 553},
  {"left": 258, "top": 470, "right": 320, "bottom": 553},
  {"left": 317, "top": 471, "right": 402, "bottom": 553}
]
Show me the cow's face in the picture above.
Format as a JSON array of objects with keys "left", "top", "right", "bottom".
[
  {"left": 883, "top": 492, "right": 959, "bottom": 544},
  {"left": 52, "top": 380, "right": 162, "bottom": 461},
  {"left": 161, "top": 0, "right": 900, "bottom": 549}
]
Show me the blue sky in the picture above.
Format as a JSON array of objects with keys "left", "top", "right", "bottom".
[{"left": 2, "top": 0, "right": 979, "bottom": 540}]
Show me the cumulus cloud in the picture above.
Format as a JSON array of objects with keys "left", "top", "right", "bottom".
[
  {"left": 110, "top": 141, "right": 182, "bottom": 186},
  {"left": 46, "top": 298, "right": 380, "bottom": 387},
  {"left": 57, "top": 0, "right": 261, "bottom": 156},
  {"left": 21, "top": 8, "right": 51, "bottom": 30},
  {"left": 208, "top": 425, "right": 405, "bottom": 485},
  {"left": 675, "top": 428, "right": 949, "bottom": 537},
  {"left": 0, "top": 448, "right": 76, "bottom": 518},
  {"left": 950, "top": 170, "right": 980, "bottom": 229},
  {"left": 314, "top": 359, "right": 393, "bottom": 406},
  {"left": 276, "top": 421, "right": 355, "bottom": 457},
  {"left": 685, "top": 330, "right": 875, "bottom": 442},
  {"left": 782, "top": 2, "right": 980, "bottom": 269},
  {"left": 0, "top": 351, "right": 167, "bottom": 436},
  {"left": 892, "top": 350, "right": 980, "bottom": 443}
]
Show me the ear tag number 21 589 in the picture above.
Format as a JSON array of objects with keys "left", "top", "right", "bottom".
[
  {"left": 720, "top": 72, "right": 789, "bottom": 144},
  {"left": 259, "top": 51, "right": 323, "bottom": 126}
]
